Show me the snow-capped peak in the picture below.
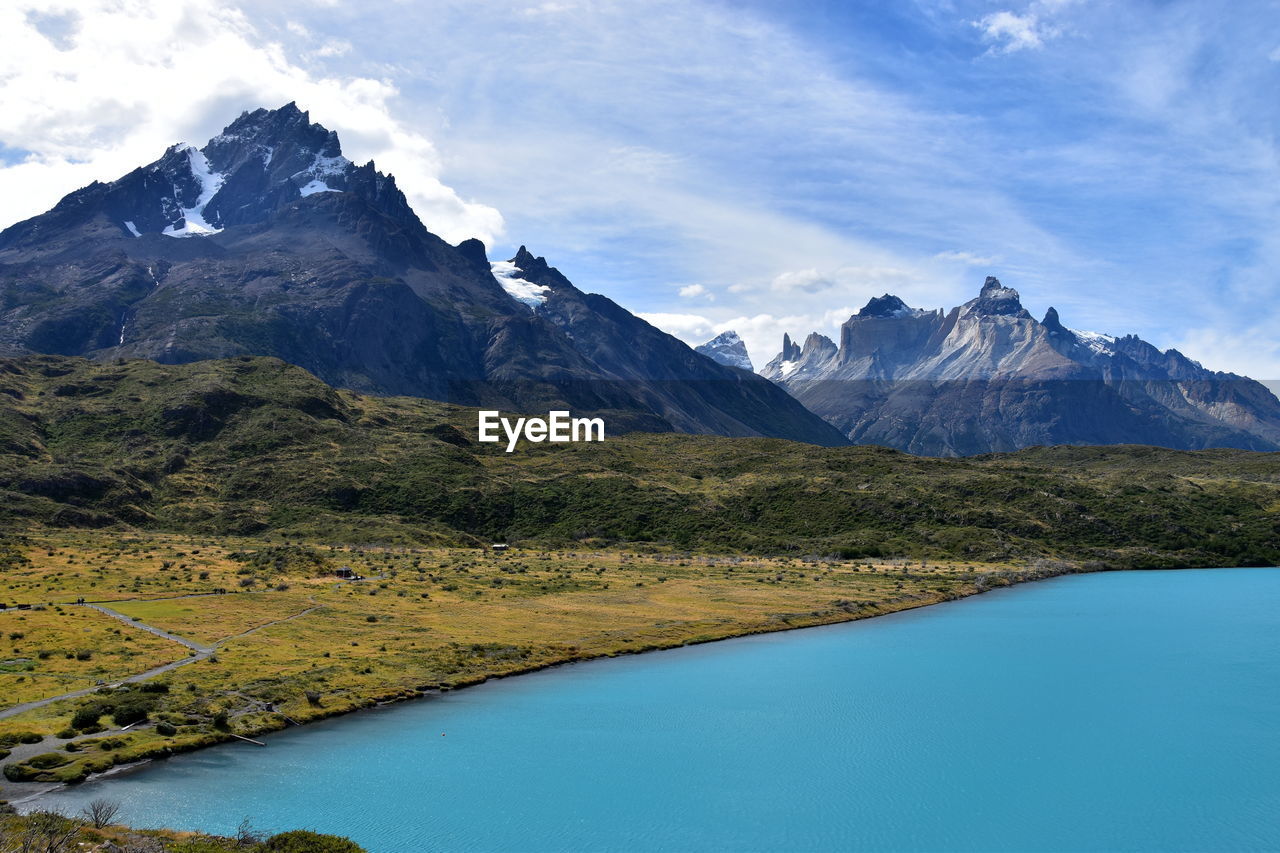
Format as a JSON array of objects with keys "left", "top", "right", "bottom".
[
  {"left": 162, "top": 144, "right": 226, "bottom": 238},
  {"left": 1068, "top": 327, "right": 1116, "bottom": 355},
  {"left": 695, "top": 330, "right": 754, "bottom": 371},
  {"left": 491, "top": 260, "right": 551, "bottom": 309}
]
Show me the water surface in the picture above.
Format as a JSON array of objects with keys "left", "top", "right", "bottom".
[{"left": 35, "top": 568, "right": 1280, "bottom": 852}]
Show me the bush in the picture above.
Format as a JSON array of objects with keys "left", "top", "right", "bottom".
[
  {"left": 111, "top": 703, "right": 149, "bottom": 726},
  {"left": 0, "top": 732, "right": 43, "bottom": 746},
  {"left": 263, "top": 830, "right": 367, "bottom": 852},
  {"left": 75, "top": 649, "right": 92, "bottom": 661},
  {"left": 26, "top": 752, "right": 71, "bottom": 769},
  {"left": 156, "top": 721, "right": 177, "bottom": 736},
  {"left": 71, "top": 707, "right": 102, "bottom": 730},
  {"left": 55, "top": 728, "right": 77, "bottom": 740}
]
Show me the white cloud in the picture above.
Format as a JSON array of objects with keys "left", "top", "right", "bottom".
[
  {"left": 0, "top": 0, "right": 503, "bottom": 245},
  {"left": 636, "top": 312, "right": 717, "bottom": 344},
  {"left": 935, "top": 250, "right": 998, "bottom": 267},
  {"left": 678, "top": 283, "right": 710, "bottom": 299},
  {"left": 770, "top": 269, "right": 834, "bottom": 293},
  {"left": 313, "top": 39, "right": 352, "bottom": 58},
  {"left": 976, "top": 10, "right": 1047, "bottom": 53}
]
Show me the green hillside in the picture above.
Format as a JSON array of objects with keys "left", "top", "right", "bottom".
[{"left": 2, "top": 354, "right": 1278, "bottom": 568}]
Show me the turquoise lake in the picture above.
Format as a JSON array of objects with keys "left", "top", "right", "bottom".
[{"left": 31, "top": 568, "right": 1280, "bottom": 852}]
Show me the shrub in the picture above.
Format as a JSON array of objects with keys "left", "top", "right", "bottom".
[
  {"left": 26, "top": 752, "right": 71, "bottom": 769},
  {"left": 75, "top": 649, "right": 92, "bottom": 661},
  {"left": 111, "top": 703, "right": 149, "bottom": 726},
  {"left": 0, "top": 732, "right": 43, "bottom": 746},
  {"left": 71, "top": 708, "right": 102, "bottom": 730},
  {"left": 156, "top": 721, "right": 177, "bottom": 736},
  {"left": 263, "top": 830, "right": 367, "bottom": 852}
]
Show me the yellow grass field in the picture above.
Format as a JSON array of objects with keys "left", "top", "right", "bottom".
[{"left": 0, "top": 528, "right": 1050, "bottom": 790}]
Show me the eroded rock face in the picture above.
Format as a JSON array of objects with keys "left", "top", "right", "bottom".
[
  {"left": 762, "top": 278, "right": 1280, "bottom": 456},
  {"left": 0, "top": 105, "right": 847, "bottom": 447}
]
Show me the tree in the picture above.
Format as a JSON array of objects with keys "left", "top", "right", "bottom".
[
  {"left": 81, "top": 798, "right": 121, "bottom": 829},
  {"left": 0, "top": 809, "right": 83, "bottom": 853}
]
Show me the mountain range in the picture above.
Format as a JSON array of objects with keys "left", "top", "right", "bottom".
[
  {"left": 3, "top": 102, "right": 1277, "bottom": 458},
  {"left": 761, "top": 277, "right": 1280, "bottom": 455},
  {"left": 0, "top": 104, "right": 846, "bottom": 447}
]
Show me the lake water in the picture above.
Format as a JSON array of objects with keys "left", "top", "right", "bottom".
[{"left": 32, "top": 568, "right": 1280, "bottom": 852}]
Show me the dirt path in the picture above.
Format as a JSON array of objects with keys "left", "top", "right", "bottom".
[
  {"left": 81, "top": 602, "right": 214, "bottom": 653},
  {"left": 0, "top": 603, "right": 322, "bottom": 721}
]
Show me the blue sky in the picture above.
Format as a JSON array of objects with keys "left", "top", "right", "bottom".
[{"left": 3, "top": 0, "right": 1279, "bottom": 378}]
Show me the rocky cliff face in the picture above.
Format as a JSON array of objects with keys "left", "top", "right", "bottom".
[
  {"left": 0, "top": 104, "right": 847, "bottom": 446},
  {"left": 695, "top": 331, "right": 753, "bottom": 371},
  {"left": 762, "top": 277, "right": 1280, "bottom": 455}
]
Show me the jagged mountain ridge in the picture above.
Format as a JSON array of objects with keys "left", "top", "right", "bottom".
[
  {"left": 0, "top": 103, "right": 847, "bottom": 446},
  {"left": 695, "top": 331, "right": 753, "bottom": 371},
  {"left": 762, "top": 277, "right": 1280, "bottom": 455}
]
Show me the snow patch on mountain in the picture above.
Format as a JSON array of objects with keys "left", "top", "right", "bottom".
[
  {"left": 298, "top": 179, "right": 337, "bottom": 196},
  {"left": 1069, "top": 328, "right": 1116, "bottom": 355},
  {"left": 123, "top": 221, "right": 140, "bottom": 238},
  {"left": 491, "top": 260, "right": 551, "bottom": 308},
  {"left": 162, "top": 145, "right": 226, "bottom": 238},
  {"left": 293, "top": 153, "right": 350, "bottom": 196}
]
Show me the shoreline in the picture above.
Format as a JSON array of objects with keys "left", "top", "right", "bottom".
[
  {"left": 4, "top": 560, "right": 1088, "bottom": 804},
  {"left": 10, "top": 561, "right": 1271, "bottom": 809}
]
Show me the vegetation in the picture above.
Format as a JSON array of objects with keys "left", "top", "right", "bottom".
[
  {"left": 0, "top": 355, "right": 1275, "bottom": 568},
  {"left": 0, "top": 353, "right": 1275, "bottom": 808},
  {"left": 0, "top": 804, "right": 365, "bottom": 852}
]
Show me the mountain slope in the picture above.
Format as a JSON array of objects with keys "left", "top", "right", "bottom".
[
  {"left": 1, "top": 354, "right": 1278, "bottom": 568},
  {"left": 762, "top": 277, "right": 1280, "bottom": 455},
  {"left": 0, "top": 104, "right": 845, "bottom": 446}
]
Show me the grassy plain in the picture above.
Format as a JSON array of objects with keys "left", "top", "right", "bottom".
[{"left": 0, "top": 528, "right": 1039, "bottom": 792}]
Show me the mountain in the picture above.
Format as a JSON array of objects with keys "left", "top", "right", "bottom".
[
  {"left": 0, "top": 103, "right": 846, "bottom": 447},
  {"left": 695, "top": 331, "right": 753, "bottom": 371},
  {"left": 762, "top": 276, "right": 1280, "bottom": 456},
  {"left": 2, "top": 354, "right": 1278, "bottom": 568}
]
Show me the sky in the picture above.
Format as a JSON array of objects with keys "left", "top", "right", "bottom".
[{"left": 2, "top": 0, "right": 1279, "bottom": 378}]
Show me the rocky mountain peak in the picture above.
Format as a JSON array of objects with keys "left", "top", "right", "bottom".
[
  {"left": 1041, "top": 306, "right": 1069, "bottom": 336},
  {"left": 857, "top": 294, "right": 916, "bottom": 319},
  {"left": 695, "top": 330, "right": 753, "bottom": 372},
  {"left": 964, "top": 275, "right": 1030, "bottom": 318},
  {"left": 510, "top": 246, "right": 574, "bottom": 290},
  {"left": 780, "top": 333, "right": 802, "bottom": 362},
  {"left": 454, "top": 237, "right": 491, "bottom": 274}
]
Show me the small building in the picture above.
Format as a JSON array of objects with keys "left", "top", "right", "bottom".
[
  {"left": 335, "top": 566, "right": 357, "bottom": 579},
  {"left": 490, "top": 543, "right": 509, "bottom": 551}
]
